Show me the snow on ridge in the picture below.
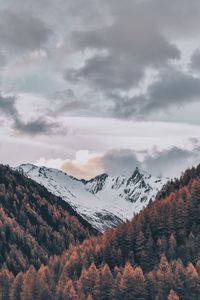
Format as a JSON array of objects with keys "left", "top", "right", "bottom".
[{"left": 15, "top": 164, "right": 168, "bottom": 232}]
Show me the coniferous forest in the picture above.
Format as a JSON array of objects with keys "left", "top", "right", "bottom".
[{"left": 1, "top": 164, "right": 200, "bottom": 299}]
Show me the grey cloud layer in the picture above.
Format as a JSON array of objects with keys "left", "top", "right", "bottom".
[
  {"left": 0, "top": 10, "right": 53, "bottom": 55},
  {"left": 143, "top": 147, "right": 198, "bottom": 178},
  {"left": 0, "top": 92, "right": 62, "bottom": 136},
  {"left": 191, "top": 49, "right": 200, "bottom": 71},
  {"left": 69, "top": 5, "right": 180, "bottom": 92},
  {"left": 112, "top": 66, "right": 200, "bottom": 119},
  {"left": 14, "top": 118, "right": 61, "bottom": 136},
  {"left": 0, "top": 0, "right": 200, "bottom": 133},
  {"left": 64, "top": 0, "right": 200, "bottom": 119},
  {"left": 0, "top": 93, "right": 18, "bottom": 117}
]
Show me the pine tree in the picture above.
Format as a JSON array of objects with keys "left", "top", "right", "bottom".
[
  {"left": 184, "top": 262, "right": 200, "bottom": 300},
  {"left": 168, "top": 234, "right": 177, "bottom": 259},
  {"left": 132, "top": 266, "right": 147, "bottom": 299},
  {"left": 98, "top": 264, "right": 113, "bottom": 300},
  {"left": 148, "top": 255, "right": 173, "bottom": 299},
  {"left": 9, "top": 272, "right": 23, "bottom": 300},
  {"left": 78, "top": 263, "right": 100, "bottom": 298},
  {"left": 20, "top": 265, "right": 40, "bottom": 300},
  {"left": 37, "top": 265, "right": 53, "bottom": 299},
  {"left": 195, "top": 259, "right": 200, "bottom": 275},
  {"left": 173, "top": 259, "right": 185, "bottom": 299},
  {"left": 86, "top": 294, "right": 93, "bottom": 300},
  {"left": 145, "top": 226, "right": 158, "bottom": 270},
  {"left": 111, "top": 272, "right": 122, "bottom": 300},
  {"left": 0, "top": 268, "right": 13, "bottom": 300},
  {"left": 63, "top": 279, "right": 78, "bottom": 300},
  {"left": 119, "top": 262, "right": 147, "bottom": 300},
  {"left": 135, "top": 230, "right": 148, "bottom": 270},
  {"left": 167, "top": 289, "right": 180, "bottom": 300}
]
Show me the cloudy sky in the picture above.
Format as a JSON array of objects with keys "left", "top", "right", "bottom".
[{"left": 0, "top": 0, "right": 200, "bottom": 179}]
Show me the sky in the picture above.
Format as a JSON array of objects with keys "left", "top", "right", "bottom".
[{"left": 0, "top": 0, "right": 200, "bottom": 179}]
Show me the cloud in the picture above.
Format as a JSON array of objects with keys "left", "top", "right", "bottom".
[
  {"left": 0, "top": 51, "right": 6, "bottom": 66},
  {"left": 60, "top": 149, "right": 141, "bottom": 179},
  {"left": 44, "top": 144, "right": 200, "bottom": 179},
  {"left": 147, "top": 0, "right": 200, "bottom": 38},
  {"left": 111, "top": 66, "right": 200, "bottom": 119},
  {"left": 60, "top": 0, "right": 199, "bottom": 121},
  {"left": 0, "top": 92, "right": 63, "bottom": 136},
  {"left": 50, "top": 90, "right": 87, "bottom": 116},
  {"left": 143, "top": 147, "right": 199, "bottom": 178},
  {"left": 0, "top": 10, "right": 53, "bottom": 54},
  {"left": 1, "top": 0, "right": 200, "bottom": 122},
  {"left": 66, "top": 2, "right": 180, "bottom": 95},
  {"left": 0, "top": 0, "right": 200, "bottom": 172},
  {"left": 191, "top": 49, "right": 200, "bottom": 71},
  {"left": 13, "top": 117, "right": 62, "bottom": 136},
  {"left": 61, "top": 156, "right": 104, "bottom": 179},
  {"left": 144, "top": 69, "right": 200, "bottom": 112},
  {"left": 100, "top": 149, "right": 141, "bottom": 176},
  {"left": 0, "top": 92, "right": 18, "bottom": 117}
]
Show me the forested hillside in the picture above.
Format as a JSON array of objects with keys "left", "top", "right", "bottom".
[
  {"left": 0, "top": 165, "right": 96, "bottom": 276},
  {"left": 1, "top": 164, "right": 200, "bottom": 299}
]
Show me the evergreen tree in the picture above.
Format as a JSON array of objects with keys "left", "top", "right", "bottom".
[
  {"left": 184, "top": 262, "right": 200, "bottom": 300},
  {"left": 119, "top": 262, "right": 147, "bottom": 300},
  {"left": 9, "top": 272, "right": 23, "bottom": 300},
  {"left": 167, "top": 289, "right": 180, "bottom": 300},
  {"left": 98, "top": 264, "right": 113, "bottom": 300},
  {"left": 20, "top": 266, "right": 40, "bottom": 300},
  {"left": 0, "top": 268, "right": 13, "bottom": 300}
]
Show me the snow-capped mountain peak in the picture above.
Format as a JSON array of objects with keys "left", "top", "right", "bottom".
[{"left": 15, "top": 164, "right": 168, "bottom": 232}]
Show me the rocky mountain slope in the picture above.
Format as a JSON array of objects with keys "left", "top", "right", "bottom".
[{"left": 16, "top": 164, "right": 168, "bottom": 231}]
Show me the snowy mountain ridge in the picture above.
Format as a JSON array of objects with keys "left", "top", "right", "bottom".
[{"left": 16, "top": 164, "right": 168, "bottom": 231}]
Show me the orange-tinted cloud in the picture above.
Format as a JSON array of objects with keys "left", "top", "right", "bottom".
[{"left": 61, "top": 155, "right": 104, "bottom": 179}]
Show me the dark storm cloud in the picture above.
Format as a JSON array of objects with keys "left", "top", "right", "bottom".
[{"left": 0, "top": 92, "right": 62, "bottom": 136}]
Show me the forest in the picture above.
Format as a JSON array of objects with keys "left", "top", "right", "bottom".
[
  {"left": 0, "top": 165, "right": 96, "bottom": 275},
  {"left": 1, "top": 164, "right": 200, "bottom": 299}
]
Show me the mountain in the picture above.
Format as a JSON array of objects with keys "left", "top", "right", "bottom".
[
  {"left": 0, "top": 164, "right": 96, "bottom": 275},
  {"left": 3, "top": 164, "right": 200, "bottom": 299},
  {"left": 16, "top": 164, "right": 167, "bottom": 231}
]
